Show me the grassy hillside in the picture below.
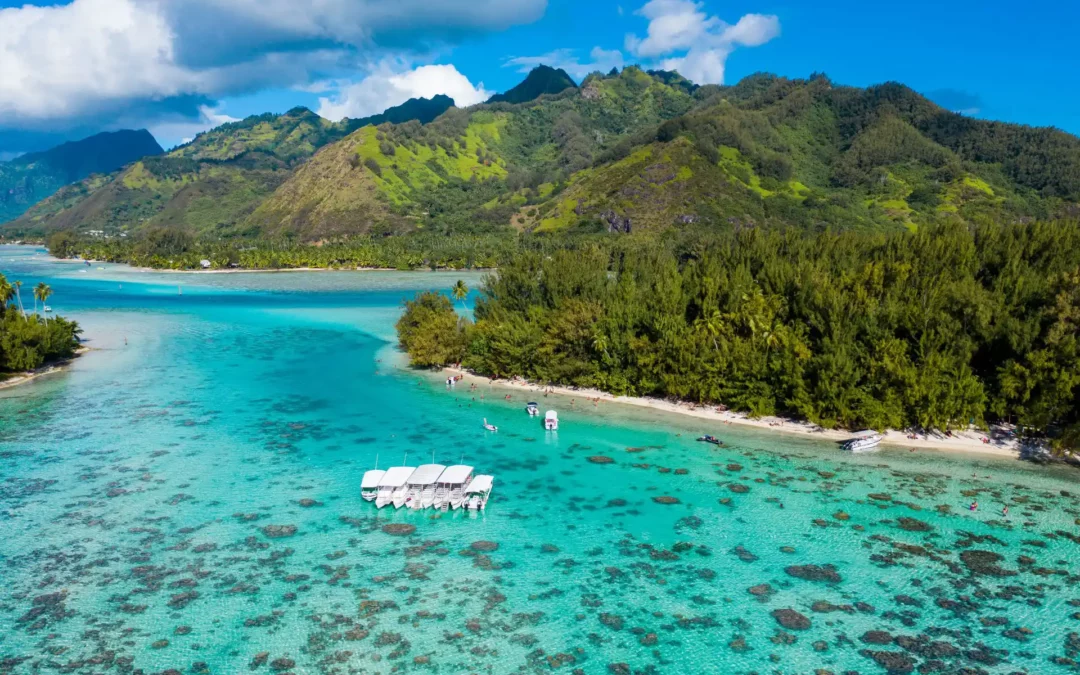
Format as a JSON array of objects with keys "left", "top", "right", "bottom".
[
  {"left": 0, "top": 130, "right": 162, "bottom": 223},
  {"left": 7, "top": 70, "right": 1079, "bottom": 248},
  {"left": 3, "top": 97, "right": 454, "bottom": 239}
]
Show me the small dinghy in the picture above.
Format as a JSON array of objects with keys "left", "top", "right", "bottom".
[
  {"left": 696, "top": 435, "right": 724, "bottom": 446},
  {"left": 842, "top": 431, "right": 883, "bottom": 453},
  {"left": 483, "top": 418, "right": 498, "bottom": 432},
  {"left": 544, "top": 410, "right": 558, "bottom": 431},
  {"left": 525, "top": 402, "right": 539, "bottom": 416}
]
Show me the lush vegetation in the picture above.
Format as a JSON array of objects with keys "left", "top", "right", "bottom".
[
  {"left": 12, "top": 68, "right": 1079, "bottom": 260},
  {"left": 0, "top": 129, "right": 162, "bottom": 223},
  {"left": 0, "top": 274, "right": 80, "bottom": 376},
  {"left": 397, "top": 221, "right": 1080, "bottom": 448}
]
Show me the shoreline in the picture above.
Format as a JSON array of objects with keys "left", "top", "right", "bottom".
[
  {"left": 0, "top": 347, "right": 89, "bottom": 391},
  {"left": 441, "top": 367, "right": 1025, "bottom": 460}
]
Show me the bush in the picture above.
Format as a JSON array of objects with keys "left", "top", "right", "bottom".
[{"left": 363, "top": 158, "right": 383, "bottom": 177}]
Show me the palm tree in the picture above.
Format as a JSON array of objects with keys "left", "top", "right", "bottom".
[
  {"left": 0, "top": 276, "right": 12, "bottom": 314},
  {"left": 694, "top": 308, "right": 724, "bottom": 351},
  {"left": 34, "top": 283, "right": 52, "bottom": 321},
  {"left": 451, "top": 279, "right": 469, "bottom": 311},
  {"left": 13, "top": 280, "right": 25, "bottom": 318}
]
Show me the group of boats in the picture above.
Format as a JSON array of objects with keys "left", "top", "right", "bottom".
[{"left": 361, "top": 463, "right": 493, "bottom": 511}]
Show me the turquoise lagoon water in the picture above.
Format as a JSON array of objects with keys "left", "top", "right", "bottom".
[{"left": 2, "top": 245, "right": 1079, "bottom": 675}]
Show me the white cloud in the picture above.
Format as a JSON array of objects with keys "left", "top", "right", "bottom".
[
  {"left": 505, "top": 47, "right": 624, "bottom": 79},
  {"left": 0, "top": 0, "right": 545, "bottom": 130},
  {"left": 316, "top": 64, "right": 491, "bottom": 121},
  {"left": 149, "top": 105, "right": 241, "bottom": 149},
  {"left": 625, "top": 0, "right": 779, "bottom": 84}
]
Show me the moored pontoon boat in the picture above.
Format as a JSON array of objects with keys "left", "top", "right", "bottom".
[
  {"left": 464, "top": 474, "right": 494, "bottom": 510},
  {"left": 361, "top": 469, "right": 386, "bottom": 501},
  {"left": 377, "top": 466, "right": 416, "bottom": 509},
  {"left": 406, "top": 464, "right": 446, "bottom": 509},
  {"left": 435, "top": 465, "right": 474, "bottom": 510}
]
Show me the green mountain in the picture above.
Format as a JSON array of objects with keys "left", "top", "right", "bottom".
[
  {"left": 8, "top": 69, "right": 1080, "bottom": 245},
  {"left": 5, "top": 96, "right": 454, "bottom": 238},
  {"left": 0, "top": 129, "right": 162, "bottom": 223},
  {"left": 487, "top": 65, "right": 578, "bottom": 104}
]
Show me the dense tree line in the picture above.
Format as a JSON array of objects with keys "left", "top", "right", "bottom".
[
  {"left": 398, "top": 221, "right": 1080, "bottom": 448},
  {"left": 0, "top": 274, "right": 80, "bottom": 375}
]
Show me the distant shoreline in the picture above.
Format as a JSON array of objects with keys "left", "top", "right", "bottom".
[
  {"left": 440, "top": 366, "right": 1026, "bottom": 460},
  {"left": 0, "top": 347, "right": 89, "bottom": 391}
]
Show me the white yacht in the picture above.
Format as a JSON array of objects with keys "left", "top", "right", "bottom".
[
  {"left": 843, "top": 431, "right": 884, "bottom": 453},
  {"left": 434, "top": 465, "right": 474, "bottom": 510},
  {"left": 464, "top": 474, "right": 494, "bottom": 510},
  {"left": 361, "top": 469, "right": 386, "bottom": 502},
  {"left": 406, "top": 464, "right": 446, "bottom": 509},
  {"left": 544, "top": 410, "right": 558, "bottom": 431},
  {"left": 376, "top": 466, "right": 415, "bottom": 508}
]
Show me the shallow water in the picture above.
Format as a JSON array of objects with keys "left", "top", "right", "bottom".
[{"left": 2, "top": 245, "right": 1079, "bottom": 675}]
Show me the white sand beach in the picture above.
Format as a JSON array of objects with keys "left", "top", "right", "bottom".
[{"left": 441, "top": 367, "right": 1024, "bottom": 460}]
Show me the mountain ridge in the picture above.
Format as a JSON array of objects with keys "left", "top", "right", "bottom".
[
  {"left": 5, "top": 68, "right": 1079, "bottom": 244},
  {"left": 0, "top": 129, "right": 163, "bottom": 223}
]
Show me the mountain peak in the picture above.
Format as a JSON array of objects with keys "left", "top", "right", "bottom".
[{"left": 487, "top": 65, "right": 578, "bottom": 105}]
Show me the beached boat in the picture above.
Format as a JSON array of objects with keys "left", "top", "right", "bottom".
[
  {"left": 377, "top": 466, "right": 416, "bottom": 508},
  {"left": 361, "top": 469, "right": 386, "bottom": 501},
  {"left": 435, "top": 465, "right": 474, "bottom": 510},
  {"left": 464, "top": 474, "right": 494, "bottom": 510},
  {"left": 526, "top": 402, "right": 539, "bottom": 416},
  {"left": 696, "top": 435, "right": 723, "bottom": 446},
  {"left": 843, "top": 431, "right": 884, "bottom": 453},
  {"left": 544, "top": 410, "right": 558, "bottom": 431},
  {"left": 483, "top": 418, "right": 498, "bottom": 432},
  {"left": 406, "top": 464, "right": 446, "bottom": 509}
]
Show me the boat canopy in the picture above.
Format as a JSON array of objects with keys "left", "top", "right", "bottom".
[
  {"left": 408, "top": 464, "right": 447, "bottom": 486},
  {"left": 437, "top": 465, "right": 474, "bottom": 485},
  {"left": 545, "top": 410, "right": 558, "bottom": 420},
  {"left": 361, "top": 469, "right": 386, "bottom": 489},
  {"left": 465, "top": 474, "right": 493, "bottom": 494},
  {"left": 378, "top": 466, "right": 416, "bottom": 488}
]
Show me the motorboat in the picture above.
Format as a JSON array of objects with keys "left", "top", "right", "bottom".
[
  {"left": 843, "top": 431, "right": 884, "bottom": 453},
  {"left": 435, "top": 465, "right": 474, "bottom": 510},
  {"left": 464, "top": 474, "right": 494, "bottom": 510},
  {"left": 361, "top": 469, "right": 386, "bottom": 501},
  {"left": 376, "top": 466, "right": 416, "bottom": 508},
  {"left": 406, "top": 464, "right": 446, "bottom": 509},
  {"left": 696, "top": 435, "right": 723, "bottom": 446},
  {"left": 544, "top": 410, "right": 558, "bottom": 431},
  {"left": 483, "top": 418, "right": 498, "bottom": 432},
  {"left": 526, "top": 402, "right": 539, "bottom": 416},
  {"left": 43, "top": 305, "right": 52, "bottom": 313}
]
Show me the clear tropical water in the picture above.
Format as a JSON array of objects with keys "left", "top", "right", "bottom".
[{"left": 2, "top": 244, "right": 1078, "bottom": 675}]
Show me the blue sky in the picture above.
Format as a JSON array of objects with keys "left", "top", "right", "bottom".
[{"left": 0, "top": 0, "right": 1077, "bottom": 154}]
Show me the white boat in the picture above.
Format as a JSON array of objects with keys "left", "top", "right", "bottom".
[
  {"left": 464, "top": 474, "right": 494, "bottom": 510},
  {"left": 843, "top": 430, "right": 884, "bottom": 453},
  {"left": 376, "top": 466, "right": 416, "bottom": 508},
  {"left": 43, "top": 305, "right": 52, "bottom": 313},
  {"left": 406, "top": 464, "right": 446, "bottom": 509},
  {"left": 435, "top": 465, "right": 474, "bottom": 510},
  {"left": 526, "top": 402, "right": 539, "bottom": 416},
  {"left": 361, "top": 469, "right": 386, "bottom": 502},
  {"left": 544, "top": 410, "right": 558, "bottom": 431},
  {"left": 483, "top": 418, "right": 498, "bottom": 432}
]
